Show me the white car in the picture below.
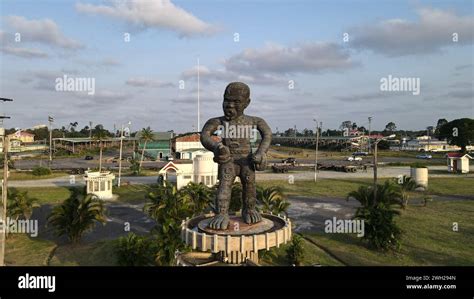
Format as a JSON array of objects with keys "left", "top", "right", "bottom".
[{"left": 347, "top": 156, "right": 362, "bottom": 161}]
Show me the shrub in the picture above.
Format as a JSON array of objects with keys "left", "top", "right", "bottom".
[
  {"left": 32, "top": 166, "right": 52, "bottom": 176},
  {"left": 347, "top": 183, "right": 403, "bottom": 251},
  {"left": 286, "top": 235, "right": 305, "bottom": 266},
  {"left": 47, "top": 189, "right": 106, "bottom": 244},
  {"left": 115, "top": 233, "right": 157, "bottom": 266},
  {"left": 355, "top": 203, "right": 402, "bottom": 250}
]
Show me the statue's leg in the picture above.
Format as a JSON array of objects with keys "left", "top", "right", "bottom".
[
  {"left": 209, "top": 162, "right": 236, "bottom": 230},
  {"left": 241, "top": 164, "right": 262, "bottom": 224}
]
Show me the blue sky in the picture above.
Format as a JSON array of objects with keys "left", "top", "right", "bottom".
[{"left": 0, "top": 0, "right": 473, "bottom": 133}]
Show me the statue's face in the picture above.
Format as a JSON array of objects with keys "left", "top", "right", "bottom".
[{"left": 223, "top": 96, "right": 248, "bottom": 120}]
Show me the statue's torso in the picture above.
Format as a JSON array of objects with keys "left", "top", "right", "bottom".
[{"left": 218, "top": 115, "right": 256, "bottom": 157}]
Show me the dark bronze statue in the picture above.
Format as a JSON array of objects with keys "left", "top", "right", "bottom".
[{"left": 201, "top": 82, "right": 272, "bottom": 230}]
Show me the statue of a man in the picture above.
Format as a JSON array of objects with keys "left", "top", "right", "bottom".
[{"left": 201, "top": 82, "right": 272, "bottom": 230}]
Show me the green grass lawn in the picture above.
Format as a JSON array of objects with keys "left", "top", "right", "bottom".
[
  {"left": 1, "top": 171, "right": 69, "bottom": 181},
  {"left": 113, "top": 184, "right": 157, "bottom": 203},
  {"left": 260, "top": 238, "right": 343, "bottom": 266},
  {"left": 5, "top": 235, "right": 118, "bottom": 266},
  {"left": 13, "top": 186, "right": 78, "bottom": 205},
  {"left": 49, "top": 240, "right": 118, "bottom": 266},
  {"left": 12, "top": 184, "right": 158, "bottom": 205},
  {"left": 302, "top": 200, "right": 474, "bottom": 266},
  {"left": 258, "top": 177, "right": 474, "bottom": 198},
  {"left": 427, "top": 177, "right": 474, "bottom": 196},
  {"left": 5, "top": 234, "right": 57, "bottom": 266}
]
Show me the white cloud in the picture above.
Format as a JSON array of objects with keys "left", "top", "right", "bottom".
[
  {"left": 1, "top": 46, "right": 48, "bottom": 58},
  {"left": 181, "top": 65, "right": 286, "bottom": 85},
  {"left": 5, "top": 16, "right": 83, "bottom": 49},
  {"left": 125, "top": 77, "right": 174, "bottom": 88},
  {"left": 224, "top": 42, "right": 355, "bottom": 75},
  {"left": 180, "top": 42, "right": 355, "bottom": 86},
  {"left": 350, "top": 7, "right": 474, "bottom": 56},
  {"left": 76, "top": 0, "right": 218, "bottom": 37}
]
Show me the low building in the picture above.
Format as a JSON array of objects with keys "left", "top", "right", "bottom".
[
  {"left": 172, "top": 132, "right": 221, "bottom": 159},
  {"left": 403, "top": 137, "right": 460, "bottom": 152},
  {"left": 158, "top": 151, "right": 218, "bottom": 189},
  {"left": 136, "top": 131, "right": 174, "bottom": 160},
  {"left": 446, "top": 153, "right": 472, "bottom": 173},
  {"left": 7, "top": 131, "right": 35, "bottom": 143}
]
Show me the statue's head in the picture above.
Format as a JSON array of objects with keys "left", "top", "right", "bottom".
[{"left": 223, "top": 82, "right": 250, "bottom": 120}]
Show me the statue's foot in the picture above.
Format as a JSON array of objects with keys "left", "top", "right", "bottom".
[
  {"left": 208, "top": 214, "right": 230, "bottom": 230},
  {"left": 242, "top": 208, "right": 262, "bottom": 224}
]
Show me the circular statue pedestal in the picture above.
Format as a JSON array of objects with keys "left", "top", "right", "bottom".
[{"left": 180, "top": 213, "right": 292, "bottom": 265}]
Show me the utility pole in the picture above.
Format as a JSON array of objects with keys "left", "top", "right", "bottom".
[
  {"left": 0, "top": 136, "right": 8, "bottom": 266},
  {"left": 368, "top": 116, "right": 372, "bottom": 154},
  {"left": 313, "top": 119, "right": 320, "bottom": 182},
  {"left": 197, "top": 57, "right": 200, "bottom": 132},
  {"left": 48, "top": 116, "right": 54, "bottom": 163},
  {"left": 0, "top": 97, "right": 13, "bottom": 266},
  {"left": 89, "top": 121, "right": 92, "bottom": 149},
  {"left": 372, "top": 134, "right": 395, "bottom": 203}
]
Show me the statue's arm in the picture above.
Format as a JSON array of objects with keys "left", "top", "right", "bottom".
[
  {"left": 200, "top": 118, "right": 221, "bottom": 152},
  {"left": 255, "top": 117, "right": 272, "bottom": 155}
]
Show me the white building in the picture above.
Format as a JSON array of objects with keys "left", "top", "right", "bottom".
[
  {"left": 446, "top": 153, "right": 472, "bottom": 173},
  {"left": 172, "top": 132, "right": 221, "bottom": 159},
  {"left": 158, "top": 151, "right": 218, "bottom": 189},
  {"left": 84, "top": 171, "right": 116, "bottom": 200}
]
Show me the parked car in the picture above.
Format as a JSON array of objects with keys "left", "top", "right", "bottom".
[
  {"left": 84, "top": 155, "right": 93, "bottom": 160},
  {"left": 111, "top": 156, "right": 125, "bottom": 163},
  {"left": 353, "top": 152, "right": 368, "bottom": 156},
  {"left": 416, "top": 154, "right": 432, "bottom": 159},
  {"left": 281, "top": 158, "right": 296, "bottom": 165},
  {"left": 347, "top": 156, "right": 362, "bottom": 161}
]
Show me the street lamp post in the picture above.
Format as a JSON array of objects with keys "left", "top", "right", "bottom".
[
  {"left": 117, "top": 121, "right": 131, "bottom": 187},
  {"left": 372, "top": 134, "right": 396, "bottom": 203},
  {"left": 313, "top": 119, "right": 320, "bottom": 182},
  {"left": 368, "top": 116, "right": 372, "bottom": 154},
  {"left": 0, "top": 97, "right": 13, "bottom": 266},
  {"left": 48, "top": 116, "right": 54, "bottom": 164}
]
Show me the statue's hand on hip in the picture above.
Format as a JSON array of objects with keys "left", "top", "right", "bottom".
[{"left": 213, "top": 144, "right": 232, "bottom": 164}]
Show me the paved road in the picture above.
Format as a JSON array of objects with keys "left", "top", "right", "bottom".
[
  {"left": 8, "top": 165, "right": 472, "bottom": 188},
  {"left": 14, "top": 155, "right": 165, "bottom": 171},
  {"left": 287, "top": 196, "right": 360, "bottom": 233},
  {"left": 8, "top": 175, "right": 158, "bottom": 187}
]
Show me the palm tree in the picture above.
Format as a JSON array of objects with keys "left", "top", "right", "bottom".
[
  {"left": 138, "top": 127, "right": 154, "bottom": 171},
  {"left": 144, "top": 182, "right": 193, "bottom": 265},
  {"left": 398, "top": 176, "right": 418, "bottom": 209},
  {"left": 347, "top": 182, "right": 403, "bottom": 250},
  {"left": 286, "top": 235, "right": 305, "bottom": 266},
  {"left": 7, "top": 189, "right": 40, "bottom": 221},
  {"left": 47, "top": 189, "right": 107, "bottom": 244},
  {"left": 347, "top": 180, "right": 403, "bottom": 208},
  {"left": 144, "top": 182, "right": 193, "bottom": 223},
  {"left": 179, "top": 182, "right": 213, "bottom": 215},
  {"left": 115, "top": 232, "right": 157, "bottom": 266},
  {"left": 256, "top": 185, "right": 290, "bottom": 215},
  {"left": 93, "top": 128, "right": 109, "bottom": 172}
]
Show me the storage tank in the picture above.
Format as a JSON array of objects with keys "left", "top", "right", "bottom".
[
  {"left": 410, "top": 167, "right": 428, "bottom": 189},
  {"left": 193, "top": 152, "right": 218, "bottom": 186}
]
